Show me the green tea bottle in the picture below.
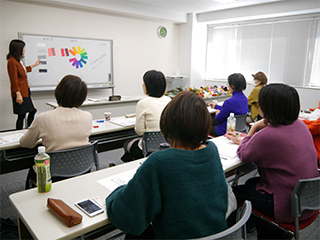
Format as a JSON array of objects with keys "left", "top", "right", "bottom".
[{"left": 34, "top": 146, "right": 52, "bottom": 193}]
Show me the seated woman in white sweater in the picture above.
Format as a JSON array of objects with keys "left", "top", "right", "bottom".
[
  {"left": 121, "top": 70, "right": 171, "bottom": 161},
  {"left": 20, "top": 75, "right": 92, "bottom": 188}
]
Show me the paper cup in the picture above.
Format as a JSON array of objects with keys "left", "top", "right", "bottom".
[{"left": 104, "top": 112, "right": 111, "bottom": 121}]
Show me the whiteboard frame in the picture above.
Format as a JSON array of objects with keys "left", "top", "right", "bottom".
[{"left": 18, "top": 32, "right": 115, "bottom": 93}]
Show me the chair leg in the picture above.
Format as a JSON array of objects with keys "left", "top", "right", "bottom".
[
  {"left": 294, "top": 217, "right": 300, "bottom": 240},
  {"left": 231, "top": 170, "right": 242, "bottom": 187}
]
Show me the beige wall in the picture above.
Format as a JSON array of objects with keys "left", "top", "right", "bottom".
[{"left": 0, "top": 0, "right": 179, "bottom": 130}]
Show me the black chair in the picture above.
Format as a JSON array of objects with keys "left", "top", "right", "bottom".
[
  {"left": 26, "top": 141, "right": 99, "bottom": 189},
  {"left": 191, "top": 200, "right": 252, "bottom": 240},
  {"left": 141, "top": 131, "right": 169, "bottom": 157}
]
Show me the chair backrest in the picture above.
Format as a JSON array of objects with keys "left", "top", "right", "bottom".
[
  {"left": 48, "top": 141, "right": 99, "bottom": 178},
  {"left": 142, "top": 131, "right": 168, "bottom": 157},
  {"left": 291, "top": 170, "right": 320, "bottom": 239},
  {"left": 191, "top": 200, "right": 252, "bottom": 240},
  {"left": 235, "top": 114, "right": 247, "bottom": 133}
]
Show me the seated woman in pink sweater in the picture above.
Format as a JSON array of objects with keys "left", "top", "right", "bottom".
[
  {"left": 20, "top": 75, "right": 92, "bottom": 189},
  {"left": 226, "top": 83, "right": 318, "bottom": 239}
]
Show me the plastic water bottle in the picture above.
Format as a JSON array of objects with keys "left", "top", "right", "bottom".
[
  {"left": 34, "top": 146, "right": 52, "bottom": 193},
  {"left": 227, "top": 113, "right": 236, "bottom": 133}
]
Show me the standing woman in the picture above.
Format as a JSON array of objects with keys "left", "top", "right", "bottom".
[{"left": 7, "top": 39, "right": 40, "bottom": 129}]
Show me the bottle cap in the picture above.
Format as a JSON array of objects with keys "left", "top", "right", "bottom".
[
  {"left": 230, "top": 113, "right": 234, "bottom": 117},
  {"left": 38, "top": 146, "right": 46, "bottom": 154}
]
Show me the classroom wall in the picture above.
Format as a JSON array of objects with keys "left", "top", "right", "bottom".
[{"left": 0, "top": 0, "right": 180, "bottom": 131}]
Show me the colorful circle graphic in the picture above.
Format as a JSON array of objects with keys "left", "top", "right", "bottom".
[{"left": 69, "top": 46, "right": 88, "bottom": 68}]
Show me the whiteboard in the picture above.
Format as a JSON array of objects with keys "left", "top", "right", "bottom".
[{"left": 18, "top": 33, "right": 114, "bottom": 92}]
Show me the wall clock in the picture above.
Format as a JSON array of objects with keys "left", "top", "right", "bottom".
[{"left": 157, "top": 26, "right": 167, "bottom": 39}]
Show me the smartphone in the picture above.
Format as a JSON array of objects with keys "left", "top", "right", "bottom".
[{"left": 75, "top": 198, "right": 104, "bottom": 217}]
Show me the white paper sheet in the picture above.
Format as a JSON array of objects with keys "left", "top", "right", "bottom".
[
  {"left": 0, "top": 133, "right": 23, "bottom": 145},
  {"left": 110, "top": 116, "right": 136, "bottom": 127},
  {"left": 209, "top": 137, "right": 238, "bottom": 159},
  {"left": 97, "top": 168, "right": 138, "bottom": 191}
]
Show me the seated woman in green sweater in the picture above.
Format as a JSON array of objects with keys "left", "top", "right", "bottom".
[{"left": 106, "top": 91, "right": 229, "bottom": 239}]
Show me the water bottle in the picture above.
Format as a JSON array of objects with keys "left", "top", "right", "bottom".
[
  {"left": 227, "top": 113, "right": 236, "bottom": 133},
  {"left": 34, "top": 146, "right": 52, "bottom": 193}
]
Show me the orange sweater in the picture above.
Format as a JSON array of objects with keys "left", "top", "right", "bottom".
[
  {"left": 7, "top": 56, "right": 32, "bottom": 98},
  {"left": 302, "top": 118, "right": 320, "bottom": 164}
]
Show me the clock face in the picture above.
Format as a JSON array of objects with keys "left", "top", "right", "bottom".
[{"left": 158, "top": 26, "right": 167, "bottom": 39}]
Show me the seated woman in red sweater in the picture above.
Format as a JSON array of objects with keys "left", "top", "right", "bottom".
[{"left": 226, "top": 83, "right": 318, "bottom": 239}]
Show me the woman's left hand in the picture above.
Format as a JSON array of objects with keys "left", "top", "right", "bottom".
[{"left": 31, "top": 59, "right": 41, "bottom": 68}]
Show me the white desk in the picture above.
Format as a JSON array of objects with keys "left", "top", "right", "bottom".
[
  {"left": 0, "top": 117, "right": 137, "bottom": 174},
  {"left": 10, "top": 137, "right": 242, "bottom": 240},
  {"left": 0, "top": 118, "right": 135, "bottom": 152}
]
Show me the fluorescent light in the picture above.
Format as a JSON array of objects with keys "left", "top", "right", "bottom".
[{"left": 213, "top": 0, "right": 237, "bottom": 3}]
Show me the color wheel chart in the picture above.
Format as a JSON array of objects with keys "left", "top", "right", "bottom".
[
  {"left": 19, "top": 33, "right": 113, "bottom": 91},
  {"left": 68, "top": 46, "right": 88, "bottom": 68}
]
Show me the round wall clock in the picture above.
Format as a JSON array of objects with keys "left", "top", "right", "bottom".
[{"left": 157, "top": 26, "right": 167, "bottom": 39}]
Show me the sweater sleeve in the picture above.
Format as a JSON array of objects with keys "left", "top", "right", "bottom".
[
  {"left": 26, "top": 66, "right": 32, "bottom": 73},
  {"left": 236, "top": 133, "right": 268, "bottom": 166},
  {"left": 19, "top": 117, "right": 41, "bottom": 148},
  {"left": 215, "top": 100, "right": 231, "bottom": 123},
  {"left": 7, "top": 59, "right": 20, "bottom": 93},
  {"left": 106, "top": 161, "right": 161, "bottom": 235},
  {"left": 134, "top": 100, "right": 146, "bottom": 136}
]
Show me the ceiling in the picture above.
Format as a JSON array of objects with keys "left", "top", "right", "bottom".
[
  {"left": 103, "top": 0, "right": 285, "bottom": 14},
  {"left": 5, "top": 0, "right": 318, "bottom": 23}
]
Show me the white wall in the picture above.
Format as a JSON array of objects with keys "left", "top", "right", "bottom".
[{"left": 0, "top": 0, "right": 179, "bottom": 131}]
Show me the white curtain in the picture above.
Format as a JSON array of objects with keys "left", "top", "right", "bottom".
[{"left": 206, "top": 17, "right": 320, "bottom": 87}]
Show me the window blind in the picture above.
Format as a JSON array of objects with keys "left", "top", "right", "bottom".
[{"left": 206, "top": 17, "right": 320, "bottom": 88}]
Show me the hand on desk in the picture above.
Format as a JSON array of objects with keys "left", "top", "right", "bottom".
[
  {"left": 225, "top": 132, "right": 243, "bottom": 145},
  {"left": 208, "top": 102, "right": 216, "bottom": 109}
]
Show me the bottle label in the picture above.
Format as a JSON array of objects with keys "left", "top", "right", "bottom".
[{"left": 35, "top": 157, "right": 52, "bottom": 193}]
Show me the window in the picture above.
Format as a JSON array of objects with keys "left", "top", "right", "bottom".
[{"left": 206, "top": 17, "right": 320, "bottom": 88}]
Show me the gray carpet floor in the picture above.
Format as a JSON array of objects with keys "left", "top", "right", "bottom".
[{"left": 1, "top": 148, "right": 319, "bottom": 239}]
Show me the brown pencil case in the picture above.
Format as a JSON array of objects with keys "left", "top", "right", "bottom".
[{"left": 47, "top": 198, "right": 82, "bottom": 227}]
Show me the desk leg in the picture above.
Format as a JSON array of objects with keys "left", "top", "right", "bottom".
[{"left": 17, "top": 217, "right": 34, "bottom": 240}]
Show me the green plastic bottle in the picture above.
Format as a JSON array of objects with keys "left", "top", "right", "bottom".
[{"left": 34, "top": 146, "right": 52, "bottom": 193}]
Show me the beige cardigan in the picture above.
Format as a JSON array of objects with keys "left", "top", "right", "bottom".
[{"left": 20, "top": 107, "right": 92, "bottom": 152}]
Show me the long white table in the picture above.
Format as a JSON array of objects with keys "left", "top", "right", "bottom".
[
  {"left": 9, "top": 137, "right": 243, "bottom": 240},
  {"left": 0, "top": 117, "right": 137, "bottom": 174}
]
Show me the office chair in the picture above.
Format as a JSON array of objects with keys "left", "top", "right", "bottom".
[
  {"left": 235, "top": 114, "right": 248, "bottom": 133},
  {"left": 252, "top": 170, "right": 320, "bottom": 240},
  {"left": 191, "top": 200, "right": 252, "bottom": 240},
  {"left": 141, "top": 131, "right": 169, "bottom": 157},
  {"left": 26, "top": 141, "right": 99, "bottom": 189}
]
